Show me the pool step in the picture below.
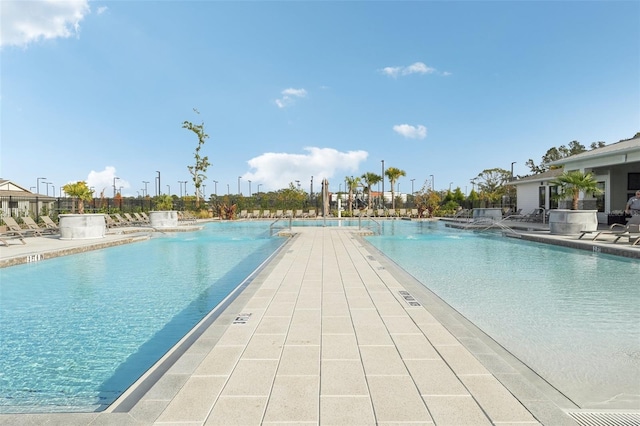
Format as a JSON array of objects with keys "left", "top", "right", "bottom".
[{"left": 566, "top": 410, "right": 640, "bottom": 426}]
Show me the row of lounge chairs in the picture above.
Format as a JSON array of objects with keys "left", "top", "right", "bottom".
[
  {"left": 578, "top": 215, "right": 640, "bottom": 246},
  {"left": 0, "top": 216, "right": 59, "bottom": 246},
  {"left": 237, "top": 208, "right": 423, "bottom": 219},
  {"left": 105, "top": 213, "right": 150, "bottom": 228}
]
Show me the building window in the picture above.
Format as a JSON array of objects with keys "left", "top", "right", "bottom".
[
  {"left": 594, "top": 182, "right": 605, "bottom": 212},
  {"left": 538, "top": 186, "right": 546, "bottom": 209},
  {"left": 549, "top": 186, "right": 559, "bottom": 209}
]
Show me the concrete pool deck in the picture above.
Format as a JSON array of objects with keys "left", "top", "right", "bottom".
[{"left": 0, "top": 220, "right": 638, "bottom": 425}]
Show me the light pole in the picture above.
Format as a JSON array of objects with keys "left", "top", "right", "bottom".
[
  {"left": 50, "top": 185, "right": 55, "bottom": 198},
  {"left": 381, "top": 160, "right": 385, "bottom": 208},
  {"left": 248, "top": 180, "right": 252, "bottom": 197},
  {"left": 238, "top": 176, "right": 241, "bottom": 195},
  {"left": 449, "top": 182, "right": 453, "bottom": 191},
  {"left": 430, "top": 175, "right": 434, "bottom": 191},
  {"left": 213, "top": 180, "right": 218, "bottom": 195},
  {"left": 143, "top": 181, "right": 149, "bottom": 197},
  {"left": 227, "top": 183, "right": 230, "bottom": 195},
  {"left": 257, "top": 183, "right": 262, "bottom": 194},
  {"left": 178, "top": 181, "right": 186, "bottom": 197},
  {"left": 156, "top": 171, "right": 161, "bottom": 196},
  {"left": 113, "top": 177, "right": 119, "bottom": 198},
  {"left": 167, "top": 185, "right": 170, "bottom": 195},
  {"left": 410, "top": 178, "right": 415, "bottom": 194},
  {"left": 37, "top": 177, "right": 47, "bottom": 195},
  {"left": 44, "top": 182, "right": 51, "bottom": 196},
  {"left": 510, "top": 162, "right": 517, "bottom": 181},
  {"left": 310, "top": 176, "right": 313, "bottom": 200}
]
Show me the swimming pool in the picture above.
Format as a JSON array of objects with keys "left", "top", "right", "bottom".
[
  {"left": 1, "top": 220, "right": 638, "bottom": 413},
  {"left": 0, "top": 222, "right": 285, "bottom": 413},
  {"left": 365, "top": 220, "right": 640, "bottom": 410}
]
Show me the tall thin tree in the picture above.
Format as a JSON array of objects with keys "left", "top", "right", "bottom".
[{"left": 183, "top": 108, "right": 211, "bottom": 208}]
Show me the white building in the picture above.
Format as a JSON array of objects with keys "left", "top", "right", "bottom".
[{"left": 513, "top": 136, "right": 640, "bottom": 222}]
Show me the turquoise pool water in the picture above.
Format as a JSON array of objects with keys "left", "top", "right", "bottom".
[
  {"left": 365, "top": 220, "right": 640, "bottom": 409},
  {"left": 1, "top": 220, "right": 638, "bottom": 412},
  {"left": 0, "top": 222, "right": 284, "bottom": 413}
]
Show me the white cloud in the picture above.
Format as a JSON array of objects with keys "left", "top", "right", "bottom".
[
  {"left": 84, "top": 166, "right": 130, "bottom": 197},
  {"left": 381, "top": 61, "right": 449, "bottom": 78},
  {"left": 275, "top": 87, "right": 307, "bottom": 108},
  {"left": 0, "top": 0, "right": 90, "bottom": 48},
  {"left": 393, "top": 124, "right": 427, "bottom": 139},
  {"left": 242, "top": 147, "right": 368, "bottom": 191}
]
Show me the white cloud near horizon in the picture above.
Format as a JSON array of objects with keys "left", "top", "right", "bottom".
[
  {"left": 242, "top": 147, "right": 368, "bottom": 191},
  {"left": 381, "top": 61, "right": 450, "bottom": 78},
  {"left": 275, "top": 88, "right": 307, "bottom": 108},
  {"left": 85, "top": 166, "right": 131, "bottom": 197},
  {"left": 0, "top": 0, "right": 90, "bottom": 48},
  {"left": 393, "top": 124, "right": 427, "bottom": 139}
]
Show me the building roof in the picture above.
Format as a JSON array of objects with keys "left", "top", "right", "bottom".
[
  {"left": 549, "top": 137, "right": 640, "bottom": 166},
  {"left": 0, "top": 179, "right": 56, "bottom": 199},
  {"left": 512, "top": 168, "right": 563, "bottom": 185}
]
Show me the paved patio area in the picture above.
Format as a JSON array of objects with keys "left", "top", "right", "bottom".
[{"left": 1, "top": 220, "right": 638, "bottom": 425}]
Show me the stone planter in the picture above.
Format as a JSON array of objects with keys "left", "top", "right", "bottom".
[
  {"left": 472, "top": 208, "right": 502, "bottom": 222},
  {"left": 148, "top": 211, "right": 178, "bottom": 228},
  {"left": 59, "top": 214, "right": 106, "bottom": 240},
  {"left": 548, "top": 209, "right": 598, "bottom": 235}
]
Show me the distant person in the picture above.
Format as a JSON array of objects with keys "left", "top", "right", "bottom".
[{"left": 625, "top": 190, "right": 640, "bottom": 215}]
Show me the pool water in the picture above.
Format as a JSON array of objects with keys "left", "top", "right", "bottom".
[
  {"left": 1, "top": 220, "right": 638, "bottom": 412},
  {"left": 365, "top": 220, "right": 640, "bottom": 409},
  {"left": 0, "top": 222, "right": 284, "bottom": 413}
]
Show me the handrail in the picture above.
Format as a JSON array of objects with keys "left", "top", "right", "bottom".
[
  {"left": 358, "top": 215, "right": 382, "bottom": 235},
  {"left": 269, "top": 217, "right": 292, "bottom": 236}
]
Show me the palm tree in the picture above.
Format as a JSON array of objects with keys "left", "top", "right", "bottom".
[
  {"left": 361, "top": 172, "right": 382, "bottom": 208},
  {"left": 62, "top": 181, "right": 94, "bottom": 214},
  {"left": 550, "top": 170, "right": 602, "bottom": 210},
  {"left": 385, "top": 167, "right": 406, "bottom": 210},
  {"left": 345, "top": 176, "right": 361, "bottom": 214}
]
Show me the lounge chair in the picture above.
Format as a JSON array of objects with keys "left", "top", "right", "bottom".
[
  {"left": 275, "top": 210, "right": 283, "bottom": 218},
  {"left": 133, "top": 212, "right": 149, "bottom": 224},
  {"left": 295, "top": 209, "right": 304, "bottom": 218},
  {"left": 376, "top": 209, "right": 386, "bottom": 217},
  {"left": 124, "top": 213, "right": 143, "bottom": 225},
  {"left": 285, "top": 210, "right": 293, "bottom": 218},
  {"left": 3, "top": 217, "right": 43, "bottom": 237},
  {"left": 239, "top": 210, "right": 248, "bottom": 219},
  {"left": 0, "top": 231, "right": 26, "bottom": 246},
  {"left": 22, "top": 216, "right": 58, "bottom": 234},
  {"left": 262, "top": 210, "right": 272, "bottom": 219},
  {"left": 105, "top": 214, "right": 123, "bottom": 228},
  {"left": 612, "top": 224, "right": 640, "bottom": 245},
  {"left": 113, "top": 213, "right": 133, "bottom": 226},
  {"left": 307, "top": 209, "right": 316, "bottom": 219},
  {"left": 251, "top": 210, "right": 260, "bottom": 219},
  {"left": 579, "top": 215, "right": 640, "bottom": 241},
  {"left": 41, "top": 216, "right": 60, "bottom": 230}
]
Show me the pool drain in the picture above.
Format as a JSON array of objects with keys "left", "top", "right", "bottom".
[
  {"left": 567, "top": 411, "right": 640, "bottom": 426},
  {"left": 398, "top": 290, "right": 421, "bottom": 307}
]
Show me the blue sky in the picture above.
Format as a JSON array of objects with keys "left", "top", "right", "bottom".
[{"left": 1, "top": 1, "right": 639, "bottom": 198}]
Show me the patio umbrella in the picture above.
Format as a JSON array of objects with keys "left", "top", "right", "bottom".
[{"left": 322, "top": 178, "right": 329, "bottom": 218}]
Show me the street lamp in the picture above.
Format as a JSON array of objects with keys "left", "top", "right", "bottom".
[
  {"left": 257, "top": 183, "right": 262, "bottom": 193},
  {"left": 37, "top": 177, "right": 47, "bottom": 195},
  {"left": 213, "top": 180, "right": 218, "bottom": 195},
  {"left": 227, "top": 183, "right": 230, "bottom": 195},
  {"left": 381, "top": 160, "right": 385, "bottom": 208},
  {"left": 430, "top": 175, "right": 434, "bottom": 191},
  {"left": 238, "top": 176, "right": 242, "bottom": 195},
  {"left": 50, "top": 185, "right": 55, "bottom": 198},
  {"left": 167, "top": 185, "right": 170, "bottom": 195},
  {"left": 44, "top": 182, "right": 51, "bottom": 196},
  {"left": 143, "top": 181, "right": 149, "bottom": 197},
  {"left": 156, "top": 171, "right": 161, "bottom": 196},
  {"left": 178, "top": 181, "right": 187, "bottom": 197},
  {"left": 511, "top": 162, "right": 517, "bottom": 181},
  {"left": 248, "top": 180, "right": 252, "bottom": 197},
  {"left": 449, "top": 182, "right": 453, "bottom": 191},
  {"left": 113, "top": 177, "right": 119, "bottom": 198},
  {"left": 410, "top": 178, "right": 415, "bottom": 194}
]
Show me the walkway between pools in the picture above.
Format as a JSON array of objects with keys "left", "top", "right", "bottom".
[{"left": 2, "top": 226, "right": 588, "bottom": 425}]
